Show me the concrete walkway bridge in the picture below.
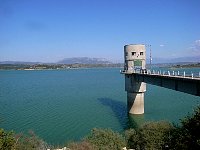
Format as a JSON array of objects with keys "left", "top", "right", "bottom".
[
  {"left": 123, "top": 69, "right": 200, "bottom": 96},
  {"left": 122, "top": 44, "right": 200, "bottom": 115}
]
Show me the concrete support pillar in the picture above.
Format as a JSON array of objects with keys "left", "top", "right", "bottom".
[
  {"left": 127, "top": 92, "right": 144, "bottom": 114},
  {"left": 125, "top": 74, "right": 146, "bottom": 114}
]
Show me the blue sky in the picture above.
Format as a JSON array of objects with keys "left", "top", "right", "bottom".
[{"left": 0, "top": 0, "right": 200, "bottom": 63}]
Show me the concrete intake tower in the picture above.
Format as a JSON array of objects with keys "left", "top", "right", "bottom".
[
  {"left": 124, "top": 44, "right": 146, "bottom": 114},
  {"left": 123, "top": 44, "right": 200, "bottom": 114}
]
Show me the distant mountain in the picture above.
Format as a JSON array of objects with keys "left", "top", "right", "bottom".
[
  {"left": 57, "top": 57, "right": 112, "bottom": 64},
  {"left": 147, "top": 56, "right": 200, "bottom": 64},
  {"left": 1, "top": 56, "right": 199, "bottom": 65}
]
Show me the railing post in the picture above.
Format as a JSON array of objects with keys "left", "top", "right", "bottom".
[{"left": 183, "top": 71, "right": 185, "bottom": 77}]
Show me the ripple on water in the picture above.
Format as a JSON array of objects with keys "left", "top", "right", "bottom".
[{"left": 0, "top": 69, "right": 199, "bottom": 145}]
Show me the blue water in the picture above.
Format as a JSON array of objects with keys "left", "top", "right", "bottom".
[{"left": 0, "top": 68, "right": 199, "bottom": 144}]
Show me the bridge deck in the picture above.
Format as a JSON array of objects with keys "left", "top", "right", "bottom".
[{"left": 122, "top": 72, "right": 200, "bottom": 96}]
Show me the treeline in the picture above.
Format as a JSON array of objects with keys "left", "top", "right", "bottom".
[
  {"left": 1, "top": 106, "right": 200, "bottom": 150},
  {"left": 0, "top": 63, "right": 123, "bottom": 70},
  {"left": 173, "top": 63, "right": 200, "bottom": 68}
]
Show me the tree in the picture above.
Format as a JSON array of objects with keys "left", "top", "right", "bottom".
[
  {"left": 125, "top": 121, "right": 173, "bottom": 150},
  {"left": 139, "top": 121, "right": 173, "bottom": 149},
  {"left": 0, "top": 128, "right": 15, "bottom": 150},
  {"left": 85, "top": 128, "right": 126, "bottom": 150},
  {"left": 14, "top": 130, "right": 48, "bottom": 150},
  {"left": 124, "top": 128, "right": 140, "bottom": 149},
  {"left": 170, "top": 106, "right": 200, "bottom": 149},
  {"left": 67, "top": 141, "right": 97, "bottom": 150}
]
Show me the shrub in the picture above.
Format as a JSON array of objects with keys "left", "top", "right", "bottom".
[
  {"left": 170, "top": 106, "right": 200, "bottom": 149},
  {"left": 124, "top": 128, "right": 140, "bottom": 149},
  {"left": 85, "top": 128, "right": 126, "bottom": 150},
  {"left": 139, "top": 121, "right": 173, "bottom": 149},
  {"left": 125, "top": 121, "right": 173, "bottom": 150},
  {"left": 68, "top": 140, "right": 97, "bottom": 150},
  {"left": 14, "top": 130, "right": 49, "bottom": 150},
  {"left": 0, "top": 128, "right": 15, "bottom": 150}
]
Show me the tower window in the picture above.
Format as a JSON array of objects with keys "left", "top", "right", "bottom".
[
  {"left": 132, "top": 52, "right": 136, "bottom": 56},
  {"left": 140, "top": 52, "right": 144, "bottom": 55}
]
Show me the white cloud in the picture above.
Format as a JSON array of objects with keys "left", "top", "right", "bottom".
[
  {"left": 159, "top": 44, "right": 165, "bottom": 47},
  {"left": 190, "top": 40, "right": 200, "bottom": 55},
  {"left": 194, "top": 40, "right": 200, "bottom": 49}
]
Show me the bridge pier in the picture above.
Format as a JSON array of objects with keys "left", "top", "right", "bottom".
[
  {"left": 125, "top": 74, "right": 146, "bottom": 114},
  {"left": 127, "top": 92, "right": 144, "bottom": 114}
]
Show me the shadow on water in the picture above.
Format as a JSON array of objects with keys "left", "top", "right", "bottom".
[
  {"left": 128, "top": 114, "right": 145, "bottom": 129},
  {"left": 0, "top": 114, "right": 5, "bottom": 125},
  {"left": 98, "top": 98, "right": 129, "bottom": 130},
  {"left": 98, "top": 98, "right": 146, "bottom": 130}
]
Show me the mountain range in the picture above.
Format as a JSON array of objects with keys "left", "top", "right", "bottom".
[
  {"left": 0, "top": 56, "right": 199, "bottom": 65},
  {"left": 57, "top": 57, "right": 112, "bottom": 64},
  {"left": 0, "top": 57, "right": 112, "bottom": 65}
]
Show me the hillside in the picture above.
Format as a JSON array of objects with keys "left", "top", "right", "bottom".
[{"left": 57, "top": 57, "right": 112, "bottom": 64}]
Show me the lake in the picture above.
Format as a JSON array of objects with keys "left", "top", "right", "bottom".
[{"left": 0, "top": 68, "right": 199, "bottom": 144}]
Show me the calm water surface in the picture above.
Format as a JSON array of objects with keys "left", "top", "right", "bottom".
[{"left": 0, "top": 68, "right": 199, "bottom": 144}]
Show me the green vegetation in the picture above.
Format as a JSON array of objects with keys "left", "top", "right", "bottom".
[
  {"left": 84, "top": 128, "right": 126, "bottom": 150},
  {"left": 0, "top": 129, "right": 15, "bottom": 150},
  {"left": 173, "top": 63, "right": 200, "bottom": 68},
  {"left": 14, "top": 130, "right": 49, "bottom": 150},
  {"left": 0, "top": 130, "right": 49, "bottom": 150},
  {"left": 125, "top": 121, "right": 173, "bottom": 149},
  {"left": 169, "top": 107, "right": 200, "bottom": 149},
  {"left": 0, "top": 64, "right": 31, "bottom": 70},
  {"left": 67, "top": 141, "right": 97, "bottom": 150},
  {"left": 1, "top": 106, "right": 200, "bottom": 150}
]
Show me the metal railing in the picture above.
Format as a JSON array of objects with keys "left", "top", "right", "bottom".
[
  {"left": 120, "top": 69, "right": 200, "bottom": 79},
  {"left": 144, "top": 69, "right": 200, "bottom": 79}
]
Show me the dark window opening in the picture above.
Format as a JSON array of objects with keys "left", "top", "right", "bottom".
[
  {"left": 132, "top": 52, "right": 136, "bottom": 56},
  {"left": 140, "top": 52, "right": 144, "bottom": 55}
]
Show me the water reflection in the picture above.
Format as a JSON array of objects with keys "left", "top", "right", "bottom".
[{"left": 128, "top": 114, "right": 145, "bottom": 129}]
